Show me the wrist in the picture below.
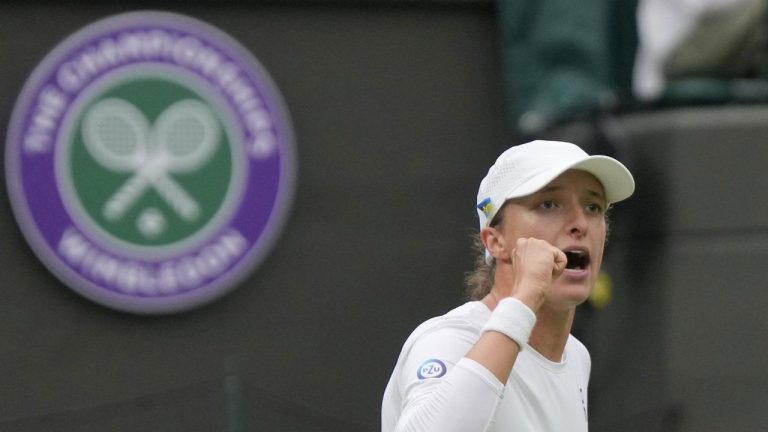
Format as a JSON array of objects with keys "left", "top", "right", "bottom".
[
  {"left": 481, "top": 297, "right": 537, "bottom": 349},
  {"left": 511, "top": 291, "right": 543, "bottom": 312},
  {"left": 511, "top": 276, "right": 548, "bottom": 312}
]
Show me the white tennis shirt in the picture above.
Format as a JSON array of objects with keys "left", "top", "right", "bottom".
[{"left": 382, "top": 301, "right": 590, "bottom": 432}]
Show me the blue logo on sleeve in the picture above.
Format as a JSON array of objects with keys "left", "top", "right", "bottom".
[{"left": 417, "top": 359, "right": 447, "bottom": 380}]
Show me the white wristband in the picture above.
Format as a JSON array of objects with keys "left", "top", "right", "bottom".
[{"left": 481, "top": 297, "right": 537, "bottom": 349}]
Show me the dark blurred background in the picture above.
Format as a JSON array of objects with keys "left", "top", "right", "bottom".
[{"left": 1, "top": 1, "right": 767, "bottom": 431}]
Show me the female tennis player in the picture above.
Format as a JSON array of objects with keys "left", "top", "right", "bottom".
[{"left": 382, "top": 140, "right": 635, "bottom": 431}]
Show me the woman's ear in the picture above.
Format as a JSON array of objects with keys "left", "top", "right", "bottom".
[{"left": 480, "top": 226, "right": 507, "bottom": 262}]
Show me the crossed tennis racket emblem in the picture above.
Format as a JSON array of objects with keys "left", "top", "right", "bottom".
[{"left": 82, "top": 98, "right": 221, "bottom": 223}]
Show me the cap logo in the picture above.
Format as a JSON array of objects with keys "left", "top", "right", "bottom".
[
  {"left": 476, "top": 197, "right": 494, "bottom": 219},
  {"left": 5, "top": 12, "right": 296, "bottom": 314}
]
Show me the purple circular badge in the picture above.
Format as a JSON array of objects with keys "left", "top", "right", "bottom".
[{"left": 5, "top": 11, "right": 296, "bottom": 314}]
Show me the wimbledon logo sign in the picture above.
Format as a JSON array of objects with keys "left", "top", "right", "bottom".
[{"left": 5, "top": 12, "right": 296, "bottom": 314}]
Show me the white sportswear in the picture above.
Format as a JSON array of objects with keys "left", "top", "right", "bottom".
[{"left": 382, "top": 301, "right": 590, "bottom": 432}]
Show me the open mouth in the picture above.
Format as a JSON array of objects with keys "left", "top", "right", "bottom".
[{"left": 564, "top": 250, "right": 590, "bottom": 270}]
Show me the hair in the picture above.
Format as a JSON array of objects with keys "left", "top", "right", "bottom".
[
  {"left": 463, "top": 202, "right": 614, "bottom": 301},
  {"left": 463, "top": 234, "right": 497, "bottom": 300},
  {"left": 463, "top": 205, "right": 505, "bottom": 301}
]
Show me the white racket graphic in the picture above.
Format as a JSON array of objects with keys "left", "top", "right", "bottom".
[{"left": 82, "top": 98, "right": 220, "bottom": 223}]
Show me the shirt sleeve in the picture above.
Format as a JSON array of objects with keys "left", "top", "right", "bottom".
[{"left": 393, "top": 324, "right": 505, "bottom": 432}]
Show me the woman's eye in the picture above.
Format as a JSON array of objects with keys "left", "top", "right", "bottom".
[
  {"left": 540, "top": 200, "right": 556, "bottom": 210},
  {"left": 586, "top": 203, "right": 604, "bottom": 214}
]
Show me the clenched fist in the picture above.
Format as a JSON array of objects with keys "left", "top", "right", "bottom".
[{"left": 508, "top": 238, "right": 567, "bottom": 311}]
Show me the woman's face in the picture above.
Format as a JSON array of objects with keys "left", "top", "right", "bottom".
[{"left": 495, "top": 169, "right": 608, "bottom": 310}]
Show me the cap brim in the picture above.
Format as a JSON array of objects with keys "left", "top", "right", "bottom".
[
  {"left": 571, "top": 156, "right": 635, "bottom": 203},
  {"left": 500, "top": 155, "right": 635, "bottom": 204}
]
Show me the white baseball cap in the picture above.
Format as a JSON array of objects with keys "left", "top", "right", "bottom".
[{"left": 476, "top": 140, "right": 635, "bottom": 231}]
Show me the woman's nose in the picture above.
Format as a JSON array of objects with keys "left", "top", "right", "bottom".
[{"left": 567, "top": 206, "right": 589, "bottom": 236}]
